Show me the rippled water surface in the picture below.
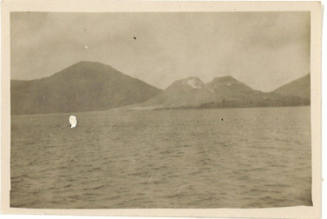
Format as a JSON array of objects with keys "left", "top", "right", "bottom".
[{"left": 11, "top": 106, "right": 312, "bottom": 208}]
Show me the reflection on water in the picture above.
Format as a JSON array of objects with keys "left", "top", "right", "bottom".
[{"left": 11, "top": 106, "right": 312, "bottom": 208}]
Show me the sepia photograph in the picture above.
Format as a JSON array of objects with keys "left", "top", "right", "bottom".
[{"left": 1, "top": 0, "right": 322, "bottom": 218}]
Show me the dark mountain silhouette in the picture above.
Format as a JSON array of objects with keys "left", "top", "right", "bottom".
[
  {"left": 273, "top": 74, "right": 310, "bottom": 100},
  {"left": 11, "top": 63, "right": 310, "bottom": 114},
  {"left": 141, "top": 75, "right": 310, "bottom": 110},
  {"left": 11, "top": 61, "right": 161, "bottom": 114}
]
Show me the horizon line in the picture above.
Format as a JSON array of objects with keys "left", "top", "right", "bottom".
[{"left": 10, "top": 60, "right": 310, "bottom": 93}]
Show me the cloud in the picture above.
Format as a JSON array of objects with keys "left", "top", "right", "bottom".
[{"left": 11, "top": 12, "right": 310, "bottom": 91}]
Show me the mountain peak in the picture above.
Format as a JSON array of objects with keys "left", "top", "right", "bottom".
[
  {"left": 209, "top": 76, "right": 243, "bottom": 88},
  {"left": 51, "top": 61, "right": 119, "bottom": 80},
  {"left": 183, "top": 77, "right": 205, "bottom": 89},
  {"left": 168, "top": 77, "right": 205, "bottom": 90},
  {"left": 74, "top": 60, "right": 110, "bottom": 66},
  {"left": 211, "top": 76, "right": 237, "bottom": 83},
  {"left": 69, "top": 60, "right": 115, "bottom": 70}
]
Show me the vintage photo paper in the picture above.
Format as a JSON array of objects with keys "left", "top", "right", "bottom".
[{"left": 1, "top": 0, "right": 322, "bottom": 218}]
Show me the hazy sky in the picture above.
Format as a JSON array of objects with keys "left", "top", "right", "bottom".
[{"left": 11, "top": 12, "right": 310, "bottom": 91}]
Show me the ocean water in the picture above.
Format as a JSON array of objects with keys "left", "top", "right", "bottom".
[{"left": 10, "top": 106, "right": 312, "bottom": 208}]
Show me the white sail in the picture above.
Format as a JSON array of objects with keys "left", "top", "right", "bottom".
[{"left": 69, "top": 115, "right": 77, "bottom": 128}]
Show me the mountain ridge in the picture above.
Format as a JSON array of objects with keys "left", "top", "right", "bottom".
[
  {"left": 140, "top": 74, "right": 310, "bottom": 110},
  {"left": 11, "top": 61, "right": 310, "bottom": 114}
]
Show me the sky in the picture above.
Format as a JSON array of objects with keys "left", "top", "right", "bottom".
[{"left": 11, "top": 12, "right": 310, "bottom": 91}]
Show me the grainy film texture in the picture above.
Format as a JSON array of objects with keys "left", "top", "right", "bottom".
[{"left": 10, "top": 12, "right": 311, "bottom": 208}]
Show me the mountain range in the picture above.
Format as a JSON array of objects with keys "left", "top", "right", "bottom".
[
  {"left": 11, "top": 61, "right": 310, "bottom": 114},
  {"left": 141, "top": 75, "right": 310, "bottom": 109}
]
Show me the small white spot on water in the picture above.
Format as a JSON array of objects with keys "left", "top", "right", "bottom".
[{"left": 69, "top": 115, "right": 77, "bottom": 128}]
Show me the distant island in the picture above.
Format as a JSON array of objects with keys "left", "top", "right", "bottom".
[{"left": 11, "top": 61, "right": 310, "bottom": 115}]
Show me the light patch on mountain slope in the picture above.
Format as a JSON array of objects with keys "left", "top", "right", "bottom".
[{"left": 184, "top": 78, "right": 204, "bottom": 89}]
